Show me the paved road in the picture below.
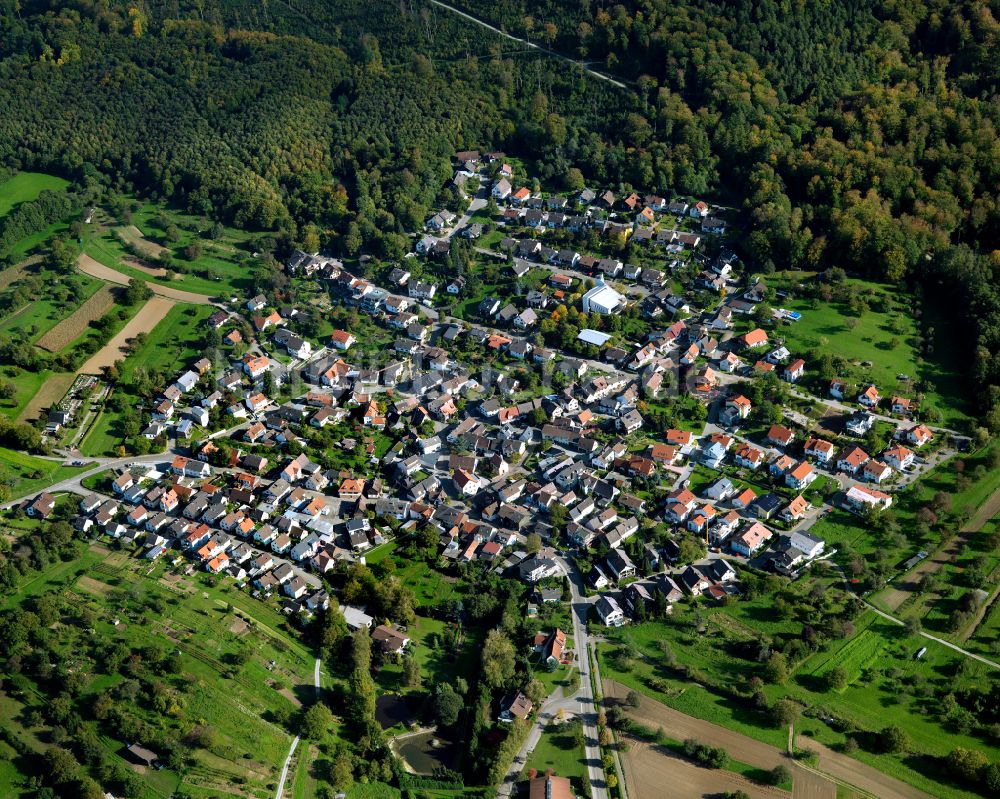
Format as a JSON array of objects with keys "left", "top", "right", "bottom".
[
  {"left": 444, "top": 180, "right": 487, "bottom": 240},
  {"left": 496, "top": 556, "right": 608, "bottom": 799},
  {"left": 274, "top": 734, "right": 300, "bottom": 799},
  {"left": 562, "top": 557, "right": 610, "bottom": 799},
  {"left": 425, "top": 0, "right": 628, "bottom": 89}
]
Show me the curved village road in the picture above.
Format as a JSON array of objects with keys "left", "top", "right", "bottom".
[
  {"left": 425, "top": 0, "right": 628, "bottom": 89},
  {"left": 77, "top": 253, "right": 217, "bottom": 305}
]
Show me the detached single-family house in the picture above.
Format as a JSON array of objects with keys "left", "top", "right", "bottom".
[{"left": 858, "top": 385, "right": 880, "bottom": 408}]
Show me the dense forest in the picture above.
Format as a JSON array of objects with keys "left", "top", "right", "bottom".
[{"left": 1, "top": 0, "right": 999, "bottom": 422}]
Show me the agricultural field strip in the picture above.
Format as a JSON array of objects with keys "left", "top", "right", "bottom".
[
  {"left": 76, "top": 295, "right": 175, "bottom": 375},
  {"left": 35, "top": 285, "right": 117, "bottom": 352}
]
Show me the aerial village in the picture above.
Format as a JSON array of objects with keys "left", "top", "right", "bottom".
[{"left": 32, "top": 150, "right": 950, "bottom": 659}]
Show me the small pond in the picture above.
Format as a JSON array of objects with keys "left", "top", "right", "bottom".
[
  {"left": 375, "top": 694, "right": 413, "bottom": 730},
  {"left": 395, "top": 731, "right": 457, "bottom": 775}
]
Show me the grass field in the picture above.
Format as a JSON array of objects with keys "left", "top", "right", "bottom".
[
  {"left": 15, "top": 371, "right": 74, "bottom": 424},
  {"left": 35, "top": 284, "right": 117, "bottom": 352},
  {"left": 759, "top": 271, "right": 971, "bottom": 427},
  {"left": 0, "top": 447, "right": 91, "bottom": 498},
  {"left": 0, "top": 269, "right": 105, "bottom": 344},
  {"left": 526, "top": 720, "right": 588, "bottom": 785},
  {"left": 119, "top": 302, "right": 213, "bottom": 379},
  {"left": 83, "top": 201, "right": 257, "bottom": 295},
  {"left": 0, "top": 367, "right": 50, "bottom": 420},
  {"left": 0, "top": 171, "right": 70, "bottom": 218},
  {"left": 599, "top": 607, "right": 996, "bottom": 799}
]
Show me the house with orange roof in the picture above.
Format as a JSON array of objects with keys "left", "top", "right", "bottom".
[
  {"left": 206, "top": 552, "right": 230, "bottom": 573},
  {"left": 687, "top": 504, "right": 717, "bottom": 534},
  {"left": 883, "top": 445, "right": 914, "bottom": 470},
  {"left": 769, "top": 454, "right": 796, "bottom": 477},
  {"left": 330, "top": 330, "right": 356, "bottom": 350},
  {"left": 863, "top": 460, "right": 893, "bottom": 484},
  {"left": 487, "top": 334, "right": 512, "bottom": 350},
  {"left": 718, "top": 352, "right": 743, "bottom": 373},
  {"left": 733, "top": 443, "right": 764, "bottom": 469},
  {"left": 321, "top": 359, "right": 351, "bottom": 386},
  {"left": 156, "top": 488, "right": 177, "bottom": 512},
  {"left": 650, "top": 443, "right": 678, "bottom": 464},
  {"left": 903, "top": 424, "right": 933, "bottom": 447},
  {"left": 252, "top": 311, "right": 282, "bottom": 332},
  {"left": 837, "top": 446, "right": 870, "bottom": 475},
  {"left": 664, "top": 487, "right": 698, "bottom": 523},
  {"left": 804, "top": 437, "right": 835, "bottom": 463},
  {"left": 732, "top": 487, "right": 758, "bottom": 510},
  {"left": 858, "top": 384, "right": 880, "bottom": 408},
  {"left": 781, "top": 495, "right": 809, "bottom": 522},
  {"left": 739, "top": 328, "right": 769, "bottom": 349},
  {"left": 891, "top": 396, "right": 912, "bottom": 415},
  {"left": 679, "top": 343, "right": 700, "bottom": 366},
  {"left": 242, "top": 354, "right": 271, "bottom": 378},
  {"left": 244, "top": 422, "right": 266, "bottom": 443},
  {"left": 454, "top": 469, "right": 483, "bottom": 497},
  {"left": 511, "top": 187, "right": 532, "bottom": 203},
  {"left": 693, "top": 366, "right": 717, "bottom": 393},
  {"left": 339, "top": 478, "right": 365, "bottom": 500},
  {"left": 665, "top": 429, "right": 693, "bottom": 448},
  {"left": 731, "top": 521, "right": 772, "bottom": 557},
  {"left": 245, "top": 393, "right": 269, "bottom": 413},
  {"left": 234, "top": 472, "right": 259, "bottom": 490},
  {"left": 303, "top": 495, "right": 327, "bottom": 517},
  {"left": 845, "top": 484, "right": 893, "bottom": 512},
  {"left": 767, "top": 424, "right": 795, "bottom": 447},
  {"left": 724, "top": 394, "right": 752, "bottom": 421},
  {"left": 785, "top": 460, "right": 816, "bottom": 490},
  {"left": 498, "top": 406, "right": 520, "bottom": 424},
  {"left": 783, "top": 358, "right": 805, "bottom": 383}
]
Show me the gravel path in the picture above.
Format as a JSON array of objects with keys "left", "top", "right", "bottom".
[{"left": 77, "top": 253, "right": 215, "bottom": 304}]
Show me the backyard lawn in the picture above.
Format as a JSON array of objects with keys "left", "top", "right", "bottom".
[{"left": 526, "top": 720, "right": 588, "bottom": 786}]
